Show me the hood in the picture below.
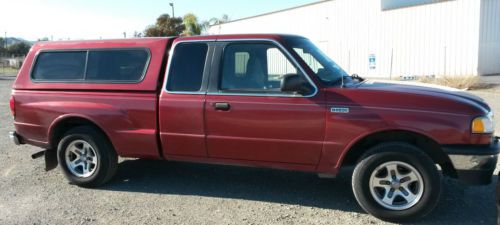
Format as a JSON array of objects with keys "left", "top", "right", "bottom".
[{"left": 352, "top": 80, "right": 490, "bottom": 113}]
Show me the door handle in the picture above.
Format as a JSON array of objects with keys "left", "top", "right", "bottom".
[{"left": 213, "top": 102, "right": 230, "bottom": 111}]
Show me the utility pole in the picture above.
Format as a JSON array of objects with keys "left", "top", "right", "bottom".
[
  {"left": 123, "top": 32, "right": 127, "bottom": 38},
  {"left": 4, "top": 31, "right": 6, "bottom": 48},
  {"left": 169, "top": 2, "right": 175, "bottom": 17}
]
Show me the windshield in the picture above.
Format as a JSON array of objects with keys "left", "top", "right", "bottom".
[{"left": 286, "top": 38, "right": 349, "bottom": 85}]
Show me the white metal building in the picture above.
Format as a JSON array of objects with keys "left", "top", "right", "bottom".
[{"left": 209, "top": 0, "right": 500, "bottom": 78}]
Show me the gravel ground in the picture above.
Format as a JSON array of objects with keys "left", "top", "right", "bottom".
[{"left": 0, "top": 76, "right": 499, "bottom": 225}]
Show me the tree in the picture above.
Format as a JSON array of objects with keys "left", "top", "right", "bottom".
[
  {"left": 208, "top": 14, "right": 230, "bottom": 26},
  {"left": 144, "top": 14, "right": 185, "bottom": 37},
  {"left": 0, "top": 38, "right": 5, "bottom": 55},
  {"left": 133, "top": 31, "right": 143, "bottom": 38},
  {"left": 7, "top": 42, "right": 31, "bottom": 56},
  {"left": 201, "top": 14, "right": 230, "bottom": 34},
  {"left": 182, "top": 13, "right": 201, "bottom": 36}
]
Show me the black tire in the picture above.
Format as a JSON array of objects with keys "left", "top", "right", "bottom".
[
  {"left": 57, "top": 126, "right": 118, "bottom": 187},
  {"left": 352, "top": 142, "right": 441, "bottom": 222}
]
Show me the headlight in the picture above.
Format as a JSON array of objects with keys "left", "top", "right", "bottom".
[{"left": 471, "top": 112, "right": 494, "bottom": 134}]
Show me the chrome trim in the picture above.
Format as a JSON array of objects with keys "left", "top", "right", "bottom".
[
  {"left": 9, "top": 131, "right": 21, "bottom": 146},
  {"left": 331, "top": 107, "right": 349, "bottom": 113},
  {"left": 83, "top": 51, "right": 89, "bottom": 80},
  {"left": 448, "top": 154, "right": 497, "bottom": 170},
  {"left": 368, "top": 161, "right": 424, "bottom": 211},
  {"left": 163, "top": 38, "right": 319, "bottom": 98},
  {"left": 163, "top": 39, "right": 216, "bottom": 95},
  {"left": 211, "top": 39, "right": 318, "bottom": 98},
  {"left": 207, "top": 92, "right": 304, "bottom": 97},
  {"left": 65, "top": 139, "right": 98, "bottom": 178}
]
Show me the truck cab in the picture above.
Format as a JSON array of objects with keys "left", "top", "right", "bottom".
[{"left": 9, "top": 34, "right": 499, "bottom": 222}]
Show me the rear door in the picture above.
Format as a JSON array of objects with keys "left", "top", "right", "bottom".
[
  {"left": 159, "top": 41, "right": 213, "bottom": 157},
  {"left": 204, "top": 40, "right": 326, "bottom": 165}
]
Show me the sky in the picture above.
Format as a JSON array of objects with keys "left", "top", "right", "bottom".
[{"left": 0, "top": 0, "right": 316, "bottom": 41}]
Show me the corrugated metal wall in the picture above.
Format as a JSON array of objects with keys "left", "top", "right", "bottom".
[
  {"left": 210, "top": 0, "right": 499, "bottom": 78},
  {"left": 266, "top": 48, "right": 297, "bottom": 76},
  {"left": 478, "top": 0, "right": 500, "bottom": 75}
]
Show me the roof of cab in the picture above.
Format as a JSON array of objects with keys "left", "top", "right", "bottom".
[
  {"left": 30, "top": 34, "right": 305, "bottom": 49},
  {"left": 175, "top": 34, "right": 306, "bottom": 42}
]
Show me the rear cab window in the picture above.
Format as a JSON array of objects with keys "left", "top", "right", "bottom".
[
  {"left": 166, "top": 42, "right": 210, "bottom": 93},
  {"left": 31, "top": 49, "right": 150, "bottom": 83}
]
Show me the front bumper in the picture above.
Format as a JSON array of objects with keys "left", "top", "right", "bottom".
[{"left": 442, "top": 137, "right": 499, "bottom": 185}]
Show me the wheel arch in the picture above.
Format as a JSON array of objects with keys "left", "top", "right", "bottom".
[
  {"left": 339, "top": 129, "right": 457, "bottom": 178},
  {"left": 48, "top": 115, "right": 113, "bottom": 151}
]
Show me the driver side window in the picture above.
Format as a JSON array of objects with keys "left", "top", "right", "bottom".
[{"left": 220, "top": 43, "right": 301, "bottom": 94}]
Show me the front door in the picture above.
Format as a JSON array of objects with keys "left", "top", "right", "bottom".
[{"left": 205, "top": 41, "right": 325, "bottom": 165}]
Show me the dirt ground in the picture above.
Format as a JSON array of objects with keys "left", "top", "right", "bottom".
[{"left": 0, "top": 76, "right": 498, "bottom": 225}]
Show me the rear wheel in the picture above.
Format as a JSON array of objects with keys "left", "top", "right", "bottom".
[
  {"left": 57, "top": 126, "right": 117, "bottom": 187},
  {"left": 352, "top": 142, "right": 441, "bottom": 222}
]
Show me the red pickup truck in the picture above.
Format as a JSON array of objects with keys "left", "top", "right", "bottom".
[{"left": 9, "top": 34, "right": 499, "bottom": 221}]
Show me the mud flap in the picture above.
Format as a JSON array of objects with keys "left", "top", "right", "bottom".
[{"left": 44, "top": 149, "right": 58, "bottom": 171}]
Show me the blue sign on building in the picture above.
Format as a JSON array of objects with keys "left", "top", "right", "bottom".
[{"left": 368, "top": 54, "right": 376, "bottom": 70}]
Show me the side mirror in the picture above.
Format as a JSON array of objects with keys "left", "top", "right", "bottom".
[{"left": 281, "top": 74, "right": 314, "bottom": 96}]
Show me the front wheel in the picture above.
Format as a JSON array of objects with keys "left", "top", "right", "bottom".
[
  {"left": 57, "top": 126, "right": 118, "bottom": 187},
  {"left": 352, "top": 142, "right": 441, "bottom": 222}
]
